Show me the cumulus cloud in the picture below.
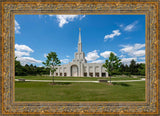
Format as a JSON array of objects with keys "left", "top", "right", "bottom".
[
  {"left": 100, "top": 51, "right": 117, "bottom": 58},
  {"left": 66, "top": 55, "right": 70, "bottom": 58},
  {"left": 15, "top": 20, "right": 21, "bottom": 34},
  {"left": 15, "top": 51, "right": 30, "bottom": 57},
  {"left": 57, "top": 15, "right": 78, "bottom": 27},
  {"left": 119, "top": 55, "right": 125, "bottom": 58},
  {"left": 124, "top": 21, "right": 138, "bottom": 31},
  {"left": 15, "top": 44, "right": 33, "bottom": 58},
  {"left": 60, "top": 59, "right": 70, "bottom": 64},
  {"left": 121, "top": 57, "right": 137, "bottom": 65},
  {"left": 16, "top": 57, "right": 42, "bottom": 66},
  {"left": 120, "top": 43, "right": 145, "bottom": 57},
  {"left": 104, "top": 30, "right": 121, "bottom": 41},
  {"left": 85, "top": 50, "right": 100, "bottom": 61},
  {"left": 91, "top": 60, "right": 105, "bottom": 63},
  {"left": 15, "top": 44, "right": 34, "bottom": 52},
  {"left": 137, "top": 61, "right": 145, "bottom": 64},
  {"left": 15, "top": 44, "right": 42, "bottom": 65},
  {"left": 139, "top": 57, "right": 145, "bottom": 60},
  {"left": 132, "top": 50, "right": 145, "bottom": 57},
  {"left": 49, "top": 15, "right": 85, "bottom": 28}
]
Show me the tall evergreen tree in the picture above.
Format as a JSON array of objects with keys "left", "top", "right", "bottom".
[
  {"left": 129, "top": 60, "right": 138, "bottom": 75},
  {"left": 138, "top": 63, "right": 145, "bottom": 76}
]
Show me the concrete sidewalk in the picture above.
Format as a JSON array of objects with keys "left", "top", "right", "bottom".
[{"left": 15, "top": 78, "right": 145, "bottom": 83}]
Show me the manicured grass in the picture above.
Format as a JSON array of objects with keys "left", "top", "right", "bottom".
[
  {"left": 15, "top": 76, "right": 143, "bottom": 81},
  {"left": 15, "top": 81, "right": 145, "bottom": 101}
]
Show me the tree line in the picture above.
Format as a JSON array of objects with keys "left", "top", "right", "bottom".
[
  {"left": 102, "top": 52, "right": 145, "bottom": 83},
  {"left": 111, "top": 60, "right": 145, "bottom": 76},
  {"left": 15, "top": 57, "right": 50, "bottom": 76},
  {"left": 15, "top": 52, "right": 145, "bottom": 77},
  {"left": 103, "top": 53, "right": 145, "bottom": 77}
]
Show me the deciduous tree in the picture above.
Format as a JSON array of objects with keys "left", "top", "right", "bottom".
[
  {"left": 103, "top": 52, "right": 121, "bottom": 83},
  {"left": 42, "top": 52, "right": 61, "bottom": 84}
]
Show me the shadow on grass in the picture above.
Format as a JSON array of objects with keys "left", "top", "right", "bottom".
[
  {"left": 112, "top": 82, "right": 130, "bottom": 87},
  {"left": 15, "top": 81, "right": 30, "bottom": 83},
  {"left": 49, "top": 82, "right": 71, "bottom": 85}
]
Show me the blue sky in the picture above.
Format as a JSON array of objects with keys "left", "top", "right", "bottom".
[{"left": 15, "top": 15, "right": 145, "bottom": 66}]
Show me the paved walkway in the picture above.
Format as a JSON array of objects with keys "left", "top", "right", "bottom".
[{"left": 15, "top": 78, "right": 145, "bottom": 83}]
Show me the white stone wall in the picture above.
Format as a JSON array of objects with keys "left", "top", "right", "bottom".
[{"left": 53, "top": 62, "right": 108, "bottom": 77}]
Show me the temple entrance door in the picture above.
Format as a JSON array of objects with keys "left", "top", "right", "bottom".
[{"left": 71, "top": 65, "right": 78, "bottom": 77}]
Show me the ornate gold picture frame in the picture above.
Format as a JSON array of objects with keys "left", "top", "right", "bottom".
[{"left": 0, "top": 0, "right": 159, "bottom": 115}]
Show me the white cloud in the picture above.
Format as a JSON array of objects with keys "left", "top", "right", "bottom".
[
  {"left": 137, "top": 61, "right": 145, "bottom": 64},
  {"left": 49, "top": 15, "right": 85, "bottom": 28},
  {"left": 60, "top": 59, "right": 70, "bottom": 64},
  {"left": 119, "top": 24, "right": 124, "bottom": 27},
  {"left": 85, "top": 50, "right": 100, "bottom": 61},
  {"left": 15, "top": 44, "right": 42, "bottom": 65},
  {"left": 16, "top": 57, "right": 42, "bottom": 66},
  {"left": 100, "top": 51, "right": 117, "bottom": 58},
  {"left": 119, "top": 55, "right": 125, "bottom": 58},
  {"left": 134, "top": 43, "right": 145, "bottom": 50},
  {"left": 120, "top": 43, "right": 145, "bottom": 57},
  {"left": 15, "top": 51, "right": 30, "bottom": 57},
  {"left": 44, "top": 53, "right": 47, "bottom": 58},
  {"left": 132, "top": 50, "right": 145, "bottom": 57},
  {"left": 120, "top": 43, "right": 145, "bottom": 64},
  {"left": 124, "top": 21, "right": 138, "bottom": 31},
  {"left": 15, "top": 20, "right": 21, "bottom": 34},
  {"left": 57, "top": 15, "right": 78, "bottom": 27},
  {"left": 48, "top": 15, "right": 54, "bottom": 17},
  {"left": 91, "top": 60, "right": 105, "bottom": 63},
  {"left": 121, "top": 57, "right": 137, "bottom": 65},
  {"left": 79, "top": 15, "right": 85, "bottom": 20},
  {"left": 139, "top": 57, "right": 145, "bottom": 60},
  {"left": 15, "top": 44, "right": 34, "bottom": 52},
  {"left": 104, "top": 30, "right": 121, "bottom": 41},
  {"left": 66, "top": 55, "right": 70, "bottom": 58},
  {"left": 38, "top": 65, "right": 43, "bottom": 67}
]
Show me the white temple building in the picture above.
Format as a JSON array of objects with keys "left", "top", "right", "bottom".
[{"left": 52, "top": 28, "right": 108, "bottom": 77}]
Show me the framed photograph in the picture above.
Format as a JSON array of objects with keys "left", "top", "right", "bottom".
[{"left": 0, "top": 0, "right": 159, "bottom": 115}]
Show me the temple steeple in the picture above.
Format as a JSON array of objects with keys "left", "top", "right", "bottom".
[
  {"left": 78, "top": 28, "right": 82, "bottom": 52},
  {"left": 72, "top": 28, "right": 86, "bottom": 63}
]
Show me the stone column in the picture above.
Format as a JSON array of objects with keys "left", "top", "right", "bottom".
[
  {"left": 67, "top": 65, "right": 70, "bottom": 77},
  {"left": 62, "top": 67, "right": 64, "bottom": 76},
  {"left": 79, "top": 63, "right": 81, "bottom": 77},
  {"left": 69, "top": 66, "right": 71, "bottom": 77},
  {"left": 87, "top": 66, "right": 89, "bottom": 77},
  {"left": 93, "top": 66, "right": 95, "bottom": 77},
  {"left": 50, "top": 70, "right": 52, "bottom": 76},
  {"left": 58, "top": 67, "right": 60, "bottom": 76},
  {"left": 54, "top": 72, "right": 56, "bottom": 77},
  {"left": 99, "top": 66, "right": 102, "bottom": 77},
  {"left": 78, "top": 64, "right": 80, "bottom": 77},
  {"left": 81, "top": 63, "right": 83, "bottom": 77},
  {"left": 106, "top": 72, "right": 108, "bottom": 77}
]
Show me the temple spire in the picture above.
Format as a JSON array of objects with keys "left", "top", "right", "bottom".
[
  {"left": 78, "top": 28, "right": 82, "bottom": 52},
  {"left": 79, "top": 28, "right": 81, "bottom": 43}
]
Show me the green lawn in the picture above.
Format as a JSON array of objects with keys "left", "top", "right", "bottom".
[
  {"left": 15, "top": 81, "right": 145, "bottom": 101},
  {"left": 15, "top": 75, "right": 144, "bottom": 81}
]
